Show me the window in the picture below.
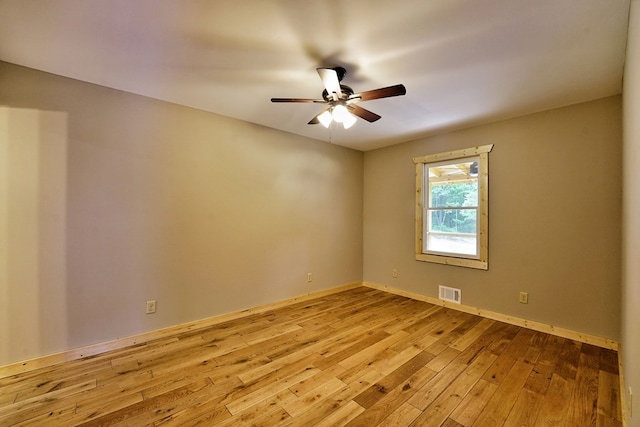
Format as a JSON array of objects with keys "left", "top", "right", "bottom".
[{"left": 413, "top": 145, "right": 493, "bottom": 269}]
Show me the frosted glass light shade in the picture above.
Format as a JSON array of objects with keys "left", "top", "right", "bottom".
[
  {"left": 317, "top": 104, "right": 357, "bottom": 129},
  {"left": 318, "top": 110, "right": 332, "bottom": 128},
  {"left": 332, "top": 104, "right": 350, "bottom": 123},
  {"left": 342, "top": 112, "right": 357, "bottom": 129}
]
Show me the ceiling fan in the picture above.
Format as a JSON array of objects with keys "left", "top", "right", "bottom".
[{"left": 271, "top": 67, "right": 406, "bottom": 129}]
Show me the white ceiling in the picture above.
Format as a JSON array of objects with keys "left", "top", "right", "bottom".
[{"left": 0, "top": 0, "right": 630, "bottom": 151}]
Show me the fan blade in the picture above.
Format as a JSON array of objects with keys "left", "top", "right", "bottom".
[
  {"left": 348, "top": 104, "right": 381, "bottom": 122},
  {"left": 351, "top": 84, "right": 406, "bottom": 102},
  {"left": 271, "top": 98, "right": 325, "bottom": 103},
  {"left": 317, "top": 68, "right": 343, "bottom": 100}
]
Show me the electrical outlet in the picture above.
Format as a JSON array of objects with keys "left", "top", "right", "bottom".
[
  {"left": 146, "top": 300, "right": 157, "bottom": 314},
  {"left": 392, "top": 269, "right": 398, "bottom": 278},
  {"left": 307, "top": 273, "right": 313, "bottom": 282},
  {"left": 519, "top": 292, "right": 529, "bottom": 304}
]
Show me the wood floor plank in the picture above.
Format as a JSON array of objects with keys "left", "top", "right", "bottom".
[
  {"left": 313, "top": 330, "right": 392, "bottom": 370},
  {"left": 213, "top": 390, "right": 292, "bottom": 427},
  {"left": 472, "top": 357, "right": 535, "bottom": 426},
  {"left": 280, "top": 377, "right": 347, "bottom": 417},
  {"left": 0, "top": 391, "right": 16, "bottom": 407},
  {"left": 16, "top": 403, "right": 78, "bottom": 427},
  {"left": 563, "top": 350, "right": 601, "bottom": 427},
  {"left": 346, "top": 364, "right": 439, "bottom": 426},
  {"left": 276, "top": 380, "right": 366, "bottom": 427},
  {"left": 158, "top": 404, "right": 231, "bottom": 427},
  {"left": 599, "top": 348, "right": 620, "bottom": 375},
  {"left": 152, "top": 378, "right": 241, "bottom": 426},
  {"left": 487, "top": 323, "right": 522, "bottom": 354},
  {"left": 77, "top": 378, "right": 212, "bottom": 427},
  {"left": 235, "top": 351, "right": 316, "bottom": 385},
  {"left": 407, "top": 361, "right": 468, "bottom": 411},
  {"left": 554, "top": 339, "right": 583, "bottom": 381},
  {"left": 525, "top": 361, "right": 555, "bottom": 395},
  {"left": 455, "top": 321, "right": 511, "bottom": 366},
  {"left": 382, "top": 301, "right": 442, "bottom": 335},
  {"left": 338, "top": 331, "right": 410, "bottom": 371},
  {"left": 140, "top": 365, "right": 225, "bottom": 400},
  {"left": 502, "top": 388, "right": 543, "bottom": 427},
  {"left": 481, "top": 328, "right": 536, "bottom": 385},
  {"left": 441, "top": 418, "right": 465, "bottom": 427},
  {"left": 113, "top": 382, "right": 224, "bottom": 427},
  {"left": 0, "top": 357, "right": 111, "bottom": 397},
  {"left": 288, "top": 363, "right": 346, "bottom": 397},
  {"left": 12, "top": 374, "right": 100, "bottom": 403},
  {"left": 424, "top": 313, "right": 482, "bottom": 356},
  {"left": 108, "top": 335, "right": 198, "bottom": 367},
  {"left": 0, "top": 379, "right": 97, "bottom": 425},
  {"left": 219, "top": 353, "right": 319, "bottom": 409},
  {"left": 532, "top": 374, "right": 574, "bottom": 427},
  {"left": 72, "top": 390, "right": 145, "bottom": 425},
  {"left": 353, "top": 350, "right": 435, "bottom": 409},
  {"left": 451, "top": 317, "right": 496, "bottom": 352},
  {"left": 449, "top": 378, "right": 498, "bottom": 426},
  {"left": 410, "top": 349, "right": 497, "bottom": 426},
  {"left": 308, "top": 324, "right": 369, "bottom": 359},
  {"left": 313, "top": 400, "right": 366, "bottom": 427},
  {"left": 371, "top": 346, "right": 421, "bottom": 376},
  {"left": 336, "top": 363, "right": 386, "bottom": 388},
  {"left": 0, "top": 286, "right": 622, "bottom": 427},
  {"left": 378, "top": 402, "right": 422, "bottom": 426},
  {"left": 426, "top": 347, "right": 461, "bottom": 372},
  {"left": 597, "top": 370, "right": 623, "bottom": 423}
]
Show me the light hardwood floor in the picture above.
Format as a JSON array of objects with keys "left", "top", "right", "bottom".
[{"left": 0, "top": 287, "right": 622, "bottom": 426}]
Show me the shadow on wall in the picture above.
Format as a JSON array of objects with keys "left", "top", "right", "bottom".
[{"left": 0, "top": 107, "right": 69, "bottom": 365}]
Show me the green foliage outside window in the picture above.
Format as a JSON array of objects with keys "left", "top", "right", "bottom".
[{"left": 429, "top": 182, "right": 478, "bottom": 234}]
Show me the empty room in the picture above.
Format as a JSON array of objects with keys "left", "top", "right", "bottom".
[{"left": 1, "top": 0, "right": 640, "bottom": 426}]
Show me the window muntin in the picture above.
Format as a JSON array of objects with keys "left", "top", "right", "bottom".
[{"left": 413, "top": 145, "right": 493, "bottom": 270}]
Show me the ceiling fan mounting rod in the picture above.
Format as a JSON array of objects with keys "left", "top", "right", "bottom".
[{"left": 333, "top": 66, "right": 347, "bottom": 82}]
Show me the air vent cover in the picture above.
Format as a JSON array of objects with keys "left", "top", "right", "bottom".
[{"left": 439, "top": 285, "right": 461, "bottom": 304}]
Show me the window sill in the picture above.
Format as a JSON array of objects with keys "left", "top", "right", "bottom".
[{"left": 415, "top": 253, "right": 488, "bottom": 270}]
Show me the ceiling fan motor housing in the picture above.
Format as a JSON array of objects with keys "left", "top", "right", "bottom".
[{"left": 322, "top": 85, "right": 354, "bottom": 102}]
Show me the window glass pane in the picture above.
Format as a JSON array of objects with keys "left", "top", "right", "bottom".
[
  {"left": 426, "top": 233, "right": 477, "bottom": 256},
  {"left": 427, "top": 160, "right": 479, "bottom": 209},
  {"left": 427, "top": 209, "right": 477, "bottom": 234},
  {"left": 429, "top": 181, "right": 478, "bottom": 208}
]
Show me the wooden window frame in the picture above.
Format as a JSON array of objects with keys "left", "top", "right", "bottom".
[{"left": 413, "top": 144, "right": 493, "bottom": 270}]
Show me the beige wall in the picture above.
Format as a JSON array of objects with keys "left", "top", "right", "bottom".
[
  {"left": 0, "top": 106, "right": 68, "bottom": 364},
  {"left": 622, "top": 0, "right": 640, "bottom": 424},
  {"left": 0, "top": 61, "right": 364, "bottom": 366},
  {"left": 0, "top": 58, "right": 626, "bottom": 371},
  {"left": 364, "top": 96, "right": 622, "bottom": 341}
]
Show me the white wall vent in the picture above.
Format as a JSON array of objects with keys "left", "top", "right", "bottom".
[{"left": 439, "top": 285, "right": 461, "bottom": 304}]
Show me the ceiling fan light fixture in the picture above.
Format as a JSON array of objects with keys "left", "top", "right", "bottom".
[
  {"left": 271, "top": 67, "right": 406, "bottom": 131},
  {"left": 331, "top": 104, "right": 350, "bottom": 123},
  {"left": 342, "top": 112, "right": 357, "bottom": 129},
  {"left": 318, "top": 110, "right": 332, "bottom": 128}
]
